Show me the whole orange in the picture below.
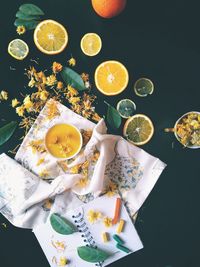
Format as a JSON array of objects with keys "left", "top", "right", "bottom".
[{"left": 91, "top": 0, "right": 127, "bottom": 18}]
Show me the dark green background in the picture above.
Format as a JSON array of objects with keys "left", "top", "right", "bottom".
[{"left": 0, "top": 0, "right": 199, "bottom": 266}]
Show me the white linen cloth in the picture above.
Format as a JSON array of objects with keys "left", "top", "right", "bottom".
[{"left": 0, "top": 99, "right": 166, "bottom": 228}]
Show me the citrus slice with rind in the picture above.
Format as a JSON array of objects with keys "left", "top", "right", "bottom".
[
  {"left": 80, "top": 33, "right": 102, "bottom": 56},
  {"left": 123, "top": 114, "right": 154, "bottom": 145},
  {"left": 94, "top": 60, "right": 129, "bottom": 96},
  {"left": 34, "top": 19, "right": 68, "bottom": 55},
  {"left": 134, "top": 78, "right": 154, "bottom": 97},
  {"left": 117, "top": 99, "right": 136, "bottom": 118},
  {"left": 8, "top": 39, "right": 29, "bottom": 60}
]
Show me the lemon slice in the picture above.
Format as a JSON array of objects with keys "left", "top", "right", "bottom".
[
  {"left": 34, "top": 19, "right": 68, "bottom": 55},
  {"left": 134, "top": 78, "right": 154, "bottom": 97},
  {"left": 94, "top": 60, "right": 129, "bottom": 96},
  {"left": 123, "top": 114, "right": 154, "bottom": 145},
  {"left": 117, "top": 99, "right": 136, "bottom": 118},
  {"left": 8, "top": 39, "right": 29, "bottom": 60},
  {"left": 80, "top": 33, "right": 102, "bottom": 56}
]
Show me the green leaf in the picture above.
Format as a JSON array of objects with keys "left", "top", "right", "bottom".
[
  {"left": 104, "top": 101, "right": 122, "bottom": 129},
  {"left": 50, "top": 213, "right": 77, "bottom": 235},
  {"left": 61, "top": 67, "right": 86, "bottom": 91},
  {"left": 14, "top": 19, "right": 39, "bottom": 30},
  {"left": 77, "top": 246, "right": 110, "bottom": 263},
  {"left": 0, "top": 121, "right": 17, "bottom": 146},
  {"left": 19, "top": 3, "right": 44, "bottom": 16},
  {"left": 16, "top": 10, "right": 41, "bottom": 21}
]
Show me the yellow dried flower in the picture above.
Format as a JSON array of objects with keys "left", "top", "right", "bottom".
[
  {"left": 36, "top": 158, "right": 45, "bottom": 166},
  {"left": 46, "top": 101, "right": 60, "bottom": 120},
  {"left": 103, "top": 217, "right": 113, "bottom": 228},
  {"left": 28, "top": 77, "right": 36, "bottom": 88},
  {"left": 43, "top": 199, "right": 53, "bottom": 210},
  {"left": 0, "top": 90, "right": 8, "bottom": 100},
  {"left": 81, "top": 73, "right": 89, "bottom": 82},
  {"left": 39, "top": 168, "right": 49, "bottom": 178},
  {"left": 87, "top": 210, "right": 102, "bottom": 224},
  {"left": 57, "top": 81, "right": 64, "bottom": 90},
  {"left": 16, "top": 105, "right": 25, "bottom": 117},
  {"left": 58, "top": 256, "right": 68, "bottom": 266},
  {"left": 29, "top": 139, "right": 46, "bottom": 154},
  {"left": 70, "top": 164, "right": 81, "bottom": 174},
  {"left": 72, "top": 104, "right": 82, "bottom": 114},
  {"left": 16, "top": 25, "right": 26, "bottom": 35},
  {"left": 11, "top": 98, "right": 20, "bottom": 108},
  {"left": 82, "top": 110, "right": 91, "bottom": 119},
  {"left": 106, "top": 181, "right": 117, "bottom": 197},
  {"left": 92, "top": 113, "right": 101, "bottom": 122},
  {"left": 77, "top": 177, "right": 89, "bottom": 188},
  {"left": 67, "top": 85, "right": 78, "bottom": 97},
  {"left": 52, "top": 62, "right": 63, "bottom": 73},
  {"left": 68, "top": 96, "right": 81, "bottom": 105},
  {"left": 68, "top": 57, "right": 76, "bottom": 66},
  {"left": 23, "top": 95, "right": 33, "bottom": 110},
  {"left": 39, "top": 90, "right": 49, "bottom": 101},
  {"left": 81, "top": 129, "right": 92, "bottom": 145},
  {"left": 46, "top": 75, "right": 57, "bottom": 86},
  {"left": 92, "top": 150, "right": 100, "bottom": 161},
  {"left": 51, "top": 240, "right": 66, "bottom": 253}
]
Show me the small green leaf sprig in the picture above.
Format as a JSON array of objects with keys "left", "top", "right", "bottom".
[{"left": 14, "top": 3, "right": 45, "bottom": 30}]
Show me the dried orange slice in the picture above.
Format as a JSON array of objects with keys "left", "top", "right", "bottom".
[
  {"left": 94, "top": 60, "right": 129, "bottom": 96},
  {"left": 123, "top": 114, "right": 154, "bottom": 145},
  {"left": 80, "top": 33, "right": 102, "bottom": 56},
  {"left": 34, "top": 19, "right": 68, "bottom": 55}
]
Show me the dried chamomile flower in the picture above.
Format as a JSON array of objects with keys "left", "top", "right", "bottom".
[
  {"left": 16, "top": 25, "right": 26, "bottom": 35},
  {"left": 87, "top": 210, "right": 102, "bottom": 224},
  {"left": 12, "top": 98, "right": 20, "bottom": 107},
  {"left": 68, "top": 57, "right": 76, "bottom": 67}
]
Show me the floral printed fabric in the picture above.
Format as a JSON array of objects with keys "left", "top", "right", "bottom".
[{"left": 0, "top": 99, "right": 166, "bottom": 228}]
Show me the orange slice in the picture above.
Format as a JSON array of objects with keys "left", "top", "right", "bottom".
[
  {"left": 34, "top": 19, "right": 68, "bottom": 55},
  {"left": 94, "top": 60, "right": 129, "bottom": 96}
]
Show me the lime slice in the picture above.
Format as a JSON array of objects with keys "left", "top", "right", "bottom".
[
  {"left": 134, "top": 78, "right": 154, "bottom": 97},
  {"left": 80, "top": 33, "right": 102, "bottom": 56},
  {"left": 117, "top": 99, "right": 136, "bottom": 118},
  {"left": 8, "top": 39, "right": 29, "bottom": 60},
  {"left": 123, "top": 114, "right": 154, "bottom": 145}
]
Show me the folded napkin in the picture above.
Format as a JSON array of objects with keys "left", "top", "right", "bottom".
[{"left": 0, "top": 99, "right": 166, "bottom": 228}]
